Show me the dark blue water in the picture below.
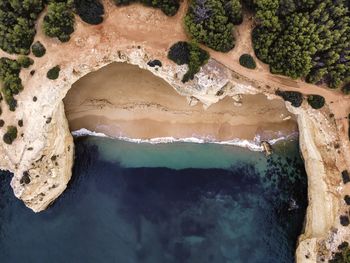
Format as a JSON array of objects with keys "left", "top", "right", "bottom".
[{"left": 0, "top": 137, "right": 307, "bottom": 263}]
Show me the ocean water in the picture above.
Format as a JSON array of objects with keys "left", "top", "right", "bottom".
[{"left": 0, "top": 136, "right": 307, "bottom": 263}]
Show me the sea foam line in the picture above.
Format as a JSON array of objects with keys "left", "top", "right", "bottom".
[{"left": 71, "top": 128, "right": 298, "bottom": 152}]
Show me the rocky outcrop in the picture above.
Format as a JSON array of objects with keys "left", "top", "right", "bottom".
[{"left": 0, "top": 3, "right": 349, "bottom": 261}]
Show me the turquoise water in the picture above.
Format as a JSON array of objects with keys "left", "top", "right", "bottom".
[{"left": 0, "top": 136, "right": 307, "bottom": 263}]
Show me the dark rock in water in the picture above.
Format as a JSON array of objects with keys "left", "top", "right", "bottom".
[
  {"left": 340, "top": 215, "right": 349, "bottom": 226},
  {"left": 20, "top": 171, "right": 31, "bottom": 185},
  {"left": 147, "top": 60, "right": 162, "bottom": 67},
  {"left": 341, "top": 170, "right": 350, "bottom": 184},
  {"left": 344, "top": 195, "right": 350, "bottom": 205}
]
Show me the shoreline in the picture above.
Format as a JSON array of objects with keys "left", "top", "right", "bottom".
[{"left": 72, "top": 127, "right": 299, "bottom": 152}]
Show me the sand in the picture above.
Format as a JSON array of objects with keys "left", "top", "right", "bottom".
[{"left": 64, "top": 62, "right": 297, "bottom": 141}]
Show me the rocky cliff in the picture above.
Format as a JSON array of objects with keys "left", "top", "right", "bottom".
[{"left": 0, "top": 3, "right": 349, "bottom": 262}]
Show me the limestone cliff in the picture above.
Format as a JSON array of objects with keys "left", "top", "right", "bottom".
[{"left": 0, "top": 3, "right": 349, "bottom": 262}]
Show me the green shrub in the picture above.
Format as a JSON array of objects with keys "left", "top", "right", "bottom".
[
  {"left": 0, "top": 1, "right": 45, "bottom": 54},
  {"left": 167, "top": 42, "right": 190, "bottom": 65},
  {"left": 31, "top": 41, "right": 46, "bottom": 57},
  {"left": 0, "top": 57, "right": 23, "bottom": 111},
  {"left": 329, "top": 242, "right": 350, "bottom": 263},
  {"left": 252, "top": 0, "right": 350, "bottom": 88},
  {"left": 0, "top": 119, "right": 4, "bottom": 128},
  {"left": 74, "top": 0, "right": 104, "bottom": 25},
  {"left": 184, "top": 0, "right": 242, "bottom": 52},
  {"left": 342, "top": 84, "right": 350, "bottom": 95},
  {"left": 17, "top": 56, "right": 34, "bottom": 68},
  {"left": 239, "top": 54, "right": 256, "bottom": 69},
  {"left": 3, "top": 125, "right": 17, "bottom": 145},
  {"left": 113, "top": 0, "right": 180, "bottom": 16},
  {"left": 43, "top": 2, "right": 75, "bottom": 42},
  {"left": 168, "top": 41, "right": 209, "bottom": 82},
  {"left": 307, "top": 95, "right": 325, "bottom": 109},
  {"left": 275, "top": 90, "right": 303, "bottom": 107},
  {"left": 47, "top": 66, "right": 61, "bottom": 80}
]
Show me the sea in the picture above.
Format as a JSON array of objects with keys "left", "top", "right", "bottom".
[{"left": 0, "top": 135, "right": 307, "bottom": 263}]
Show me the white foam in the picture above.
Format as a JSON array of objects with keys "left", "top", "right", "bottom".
[{"left": 71, "top": 128, "right": 297, "bottom": 152}]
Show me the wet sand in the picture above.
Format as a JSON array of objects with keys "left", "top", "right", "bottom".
[{"left": 64, "top": 62, "right": 298, "bottom": 141}]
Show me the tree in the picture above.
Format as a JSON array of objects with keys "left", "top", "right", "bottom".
[
  {"left": 3, "top": 125, "right": 17, "bottom": 145},
  {"left": 184, "top": 0, "right": 243, "bottom": 52},
  {"left": 31, "top": 41, "right": 46, "bottom": 57},
  {"left": 47, "top": 65, "right": 61, "bottom": 80},
  {"left": 43, "top": 1, "right": 75, "bottom": 42},
  {"left": 239, "top": 54, "right": 256, "bottom": 69},
  {"left": 168, "top": 41, "right": 209, "bottom": 82}
]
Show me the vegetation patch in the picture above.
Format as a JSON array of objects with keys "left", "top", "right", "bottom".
[
  {"left": 344, "top": 195, "right": 350, "bottom": 205},
  {"left": 43, "top": 1, "right": 75, "bottom": 42},
  {"left": 184, "top": 0, "right": 242, "bottom": 52},
  {"left": 330, "top": 242, "right": 350, "bottom": 263},
  {"left": 342, "top": 83, "right": 350, "bottom": 95},
  {"left": 342, "top": 170, "right": 350, "bottom": 184},
  {"left": 113, "top": 0, "right": 180, "bottom": 16},
  {"left": 0, "top": 57, "right": 23, "bottom": 111},
  {"left": 168, "top": 41, "right": 209, "bottom": 83},
  {"left": 17, "top": 56, "right": 34, "bottom": 69},
  {"left": 307, "top": 95, "right": 325, "bottom": 109},
  {"left": 74, "top": 0, "right": 104, "bottom": 25},
  {"left": 275, "top": 90, "right": 303, "bottom": 107},
  {"left": 252, "top": 0, "right": 350, "bottom": 88},
  {"left": 0, "top": 119, "right": 4, "bottom": 128},
  {"left": 147, "top": 60, "right": 162, "bottom": 67},
  {"left": 3, "top": 125, "right": 17, "bottom": 145},
  {"left": 239, "top": 54, "right": 256, "bottom": 69},
  {"left": 47, "top": 66, "right": 61, "bottom": 80},
  {"left": 340, "top": 215, "right": 350, "bottom": 226},
  {"left": 0, "top": 1, "right": 45, "bottom": 54},
  {"left": 31, "top": 41, "right": 46, "bottom": 57}
]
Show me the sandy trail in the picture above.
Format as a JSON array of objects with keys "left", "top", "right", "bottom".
[{"left": 64, "top": 62, "right": 297, "bottom": 141}]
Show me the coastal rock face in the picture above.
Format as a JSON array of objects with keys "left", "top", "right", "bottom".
[{"left": 0, "top": 3, "right": 349, "bottom": 262}]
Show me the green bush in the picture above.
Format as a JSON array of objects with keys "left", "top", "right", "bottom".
[
  {"left": 0, "top": 1, "right": 45, "bottom": 54},
  {"left": 168, "top": 41, "right": 209, "bottom": 82},
  {"left": 17, "top": 56, "right": 34, "bottom": 68},
  {"left": 167, "top": 41, "right": 190, "bottom": 65},
  {"left": 0, "top": 57, "right": 23, "bottom": 111},
  {"left": 252, "top": 0, "right": 350, "bottom": 88},
  {"left": 184, "top": 0, "right": 242, "bottom": 52},
  {"left": 342, "top": 84, "right": 350, "bottom": 95},
  {"left": 3, "top": 125, "right": 17, "bottom": 145},
  {"left": 307, "top": 95, "right": 325, "bottom": 109},
  {"left": 329, "top": 242, "right": 350, "bottom": 263},
  {"left": 239, "top": 54, "right": 256, "bottom": 69},
  {"left": 275, "top": 90, "right": 303, "bottom": 107},
  {"left": 113, "top": 0, "right": 180, "bottom": 16},
  {"left": 74, "top": 0, "right": 104, "bottom": 25},
  {"left": 47, "top": 66, "right": 61, "bottom": 80},
  {"left": 43, "top": 1, "right": 75, "bottom": 42},
  {"left": 31, "top": 41, "right": 46, "bottom": 57}
]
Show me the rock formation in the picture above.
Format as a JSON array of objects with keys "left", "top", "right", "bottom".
[{"left": 0, "top": 2, "right": 349, "bottom": 262}]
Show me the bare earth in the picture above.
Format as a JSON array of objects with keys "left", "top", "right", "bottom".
[{"left": 64, "top": 62, "right": 297, "bottom": 141}]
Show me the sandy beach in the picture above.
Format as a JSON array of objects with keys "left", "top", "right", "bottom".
[{"left": 64, "top": 62, "right": 297, "bottom": 142}]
